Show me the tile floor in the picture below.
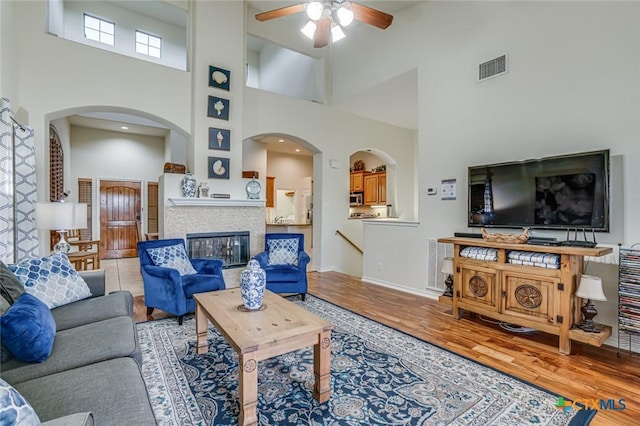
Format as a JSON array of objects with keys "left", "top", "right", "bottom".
[{"left": 101, "top": 257, "right": 144, "bottom": 297}]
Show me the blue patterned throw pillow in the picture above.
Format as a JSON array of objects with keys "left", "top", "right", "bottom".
[
  {"left": 0, "top": 293, "right": 56, "bottom": 363},
  {"left": 0, "top": 378, "right": 41, "bottom": 425},
  {"left": 9, "top": 253, "right": 92, "bottom": 309},
  {"left": 146, "top": 244, "right": 197, "bottom": 276},
  {"left": 267, "top": 238, "right": 299, "bottom": 266}
]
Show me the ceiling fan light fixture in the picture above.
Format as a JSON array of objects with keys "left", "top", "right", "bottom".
[
  {"left": 306, "top": 2, "right": 323, "bottom": 21},
  {"left": 337, "top": 5, "right": 354, "bottom": 27},
  {"left": 301, "top": 21, "right": 317, "bottom": 39},
  {"left": 331, "top": 24, "right": 346, "bottom": 42}
]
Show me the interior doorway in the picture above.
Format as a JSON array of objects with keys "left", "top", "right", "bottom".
[{"left": 99, "top": 180, "right": 141, "bottom": 259}]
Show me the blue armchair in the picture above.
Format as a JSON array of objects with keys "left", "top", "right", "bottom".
[
  {"left": 138, "top": 238, "right": 225, "bottom": 324},
  {"left": 254, "top": 233, "right": 310, "bottom": 300}
]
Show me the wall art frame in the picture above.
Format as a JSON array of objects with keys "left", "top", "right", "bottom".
[
  {"left": 209, "top": 66, "right": 230, "bottom": 91},
  {"left": 207, "top": 96, "right": 229, "bottom": 121},
  {"left": 208, "top": 127, "right": 230, "bottom": 151},
  {"left": 208, "top": 157, "right": 230, "bottom": 179}
]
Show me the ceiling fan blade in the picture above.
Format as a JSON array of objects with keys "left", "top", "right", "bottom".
[
  {"left": 255, "top": 3, "right": 306, "bottom": 22},
  {"left": 313, "top": 17, "right": 331, "bottom": 48},
  {"left": 350, "top": 3, "right": 393, "bottom": 29}
]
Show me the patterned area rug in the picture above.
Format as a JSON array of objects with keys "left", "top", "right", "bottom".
[{"left": 137, "top": 295, "right": 594, "bottom": 425}]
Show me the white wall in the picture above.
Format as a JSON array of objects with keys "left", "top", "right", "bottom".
[
  {"left": 266, "top": 151, "right": 313, "bottom": 190},
  {"left": 331, "top": 1, "right": 640, "bottom": 345},
  {"left": 189, "top": 0, "right": 244, "bottom": 196},
  {"left": 258, "top": 42, "right": 323, "bottom": 103},
  {"left": 61, "top": 0, "right": 187, "bottom": 70},
  {"left": 70, "top": 126, "right": 164, "bottom": 181},
  {"left": 70, "top": 126, "right": 165, "bottom": 237},
  {"left": 243, "top": 88, "right": 416, "bottom": 276},
  {"left": 0, "top": 1, "right": 20, "bottom": 108}
]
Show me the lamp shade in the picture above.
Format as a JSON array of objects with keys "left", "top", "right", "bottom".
[
  {"left": 35, "top": 202, "right": 87, "bottom": 231},
  {"left": 441, "top": 257, "right": 454, "bottom": 275},
  {"left": 575, "top": 274, "right": 607, "bottom": 301}
]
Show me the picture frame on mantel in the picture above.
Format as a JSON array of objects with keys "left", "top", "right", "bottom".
[
  {"left": 208, "top": 157, "right": 230, "bottom": 179},
  {"left": 208, "top": 127, "right": 230, "bottom": 151},
  {"left": 207, "top": 96, "right": 229, "bottom": 121},
  {"left": 209, "top": 66, "right": 230, "bottom": 91}
]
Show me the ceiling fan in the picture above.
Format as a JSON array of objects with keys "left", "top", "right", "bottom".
[{"left": 255, "top": 1, "right": 393, "bottom": 48}]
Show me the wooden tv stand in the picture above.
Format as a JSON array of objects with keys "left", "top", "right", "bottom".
[{"left": 437, "top": 237, "right": 613, "bottom": 354}]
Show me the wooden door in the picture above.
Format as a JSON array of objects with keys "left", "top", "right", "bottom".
[
  {"left": 100, "top": 180, "right": 141, "bottom": 259},
  {"left": 502, "top": 272, "right": 558, "bottom": 326},
  {"left": 458, "top": 264, "right": 499, "bottom": 312},
  {"left": 266, "top": 177, "right": 275, "bottom": 208}
]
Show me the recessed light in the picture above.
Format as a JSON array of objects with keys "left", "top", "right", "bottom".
[
  {"left": 295, "top": 148, "right": 300, "bottom": 152},
  {"left": 121, "top": 126, "right": 129, "bottom": 130},
  {"left": 278, "top": 139, "right": 284, "bottom": 143}
]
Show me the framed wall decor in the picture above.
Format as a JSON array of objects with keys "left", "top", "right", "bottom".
[
  {"left": 208, "top": 127, "right": 230, "bottom": 151},
  {"left": 208, "top": 156, "right": 230, "bottom": 179},
  {"left": 209, "top": 66, "right": 230, "bottom": 91},
  {"left": 207, "top": 96, "right": 229, "bottom": 121}
]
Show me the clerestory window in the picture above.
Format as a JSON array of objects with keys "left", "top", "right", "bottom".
[
  {"left": 136, "top": 31, "right": 162, "bottom": 58},
  {"left": 84, "top": 14, "right": 114, "bottom": 45}
]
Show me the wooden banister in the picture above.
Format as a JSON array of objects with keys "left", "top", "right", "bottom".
[{"left": 335, "top": 230, "right": 363, "bottom": 254}]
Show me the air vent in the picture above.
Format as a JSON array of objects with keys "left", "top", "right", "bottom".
[{"left": 478, "top": 54, "right": 507, "bottom": 81}]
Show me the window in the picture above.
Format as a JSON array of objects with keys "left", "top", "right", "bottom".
[
  {"left": 136, "top": 31, "right": 161, "bottom": 58},
  {"left": 84, "top": 14, "right": 114, "bottom": 45},
  {"left": 49, "top": 125, "right": 64, "bottom": 202}
]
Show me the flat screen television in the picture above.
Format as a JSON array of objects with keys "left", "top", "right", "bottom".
[{"left": 468, "top": 149, "right": 610, "bottom": 231}]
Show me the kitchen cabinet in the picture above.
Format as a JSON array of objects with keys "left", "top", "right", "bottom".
[
  {"left": 350, "top": 171, "right": 365, "bottom": 192},
  {"left": 364, "top": 172, "right": 386, "bottom": 205},
  {"left": 437, "top": 237, "right": 613, "bottom": 354}
]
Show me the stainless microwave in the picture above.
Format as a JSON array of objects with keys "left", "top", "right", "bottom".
[{"left": 350, "top": 193, "right": 363, "bottom": 206}]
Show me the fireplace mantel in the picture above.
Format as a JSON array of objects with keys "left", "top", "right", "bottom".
[{"left": 168, "top": 198, "right": 265, "bottom": 207}]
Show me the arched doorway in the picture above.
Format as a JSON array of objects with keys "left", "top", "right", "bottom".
[
  {"left": 243, "top": 133, "right": 321, "bottom": 269},
  {"left": 45, "top": 107, "right": 188, "bottom": 259},
  {"left": 348, "top": 148, "right": 397, "bottom": 219}
]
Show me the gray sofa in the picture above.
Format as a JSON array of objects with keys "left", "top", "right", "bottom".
[{"left": 1, "top": 270, "right": 156, "bottom": 425}]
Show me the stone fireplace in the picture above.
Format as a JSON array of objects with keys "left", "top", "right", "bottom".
[{"left": 161, "top": 197, "right": 266, "bottom": 287}]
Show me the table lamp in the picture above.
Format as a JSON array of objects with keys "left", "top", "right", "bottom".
[
  {"left": 36, "top": 202, "right": 87, "bottom": 253},
  {"left": 441, "top": 257, "right": 454, "bottom": 297},
  {"left": 574, "top": 274, "right": 607, "bottom": 333}
]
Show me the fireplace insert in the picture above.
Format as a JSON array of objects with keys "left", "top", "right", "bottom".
[{"left": 187, "top": 231, "right": 249, "bottom": 269}]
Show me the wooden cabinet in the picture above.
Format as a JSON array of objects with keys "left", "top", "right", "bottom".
[
  {"left": 438, "top": 237, "right": 612, "bottom": 354},
  {"left": 266, "top": 177, "right": 275, "bottom": 208},
  {"left": 350, "top": 171, "right": 365, "bottom": 192},
  {"left": 363, "top": 172, "right": 386, "bottom": 205}
]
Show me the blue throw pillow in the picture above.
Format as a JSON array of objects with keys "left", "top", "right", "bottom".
[
  {"left": 267, "top": 238, "right": 299, "bottom": 266},
  {"left": 0, "top": 293, "right": 56, "bottom": 363},
  {"left": 9, "top": 253, "right": 92, "bottom": 309},
  {"left": 0, "top": 378, "right": 41, "bottom": 425},
  {"left": 146, "top": 244, "right": 197, "bottom": 276}
]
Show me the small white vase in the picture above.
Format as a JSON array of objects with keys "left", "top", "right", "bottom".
[
  {"left": 181, "top": 172, "right": 197, "bottom": 198},
  {"left": 240, "top": 259, "right": 266, "bottom": 310}
]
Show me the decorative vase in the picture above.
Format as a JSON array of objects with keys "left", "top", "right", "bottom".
[
  {"left": 240, "top": 259, "right": 266, "bottom": 310},
  {"left": 181, "top": 172, "right": 197, "bottom": 198}
]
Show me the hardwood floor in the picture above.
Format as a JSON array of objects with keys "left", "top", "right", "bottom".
[{"left": 131, "top": 270, "right": 640, "bottom": 425}]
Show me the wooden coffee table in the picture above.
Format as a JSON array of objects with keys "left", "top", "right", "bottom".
[{"left": 194, "top": 289, "right": 333, "bottom": 426}]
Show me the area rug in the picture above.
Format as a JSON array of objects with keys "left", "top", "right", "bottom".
[{"left": 137, "top": 295, "right": 595, "bottom": 425}]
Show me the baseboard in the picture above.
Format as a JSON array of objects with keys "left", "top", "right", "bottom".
[{"left": 361, "top": 276, "right": 440, "bottom": 300}]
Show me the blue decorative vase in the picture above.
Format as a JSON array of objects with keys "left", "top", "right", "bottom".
[
  {"left": 240, "top": 259, "right": 267, "bottom": 310},
  {"left": 181, "top": 172, "right": 197, "bottom": 198}
]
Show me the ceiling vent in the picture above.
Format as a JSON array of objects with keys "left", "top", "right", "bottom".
[{"left": 478, "top": 54, "right": 507, "bottom": 82}]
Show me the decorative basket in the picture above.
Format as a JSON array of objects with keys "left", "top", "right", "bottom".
[{"left": 481, "top": 228, "right": 529, "bottom": 244}]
